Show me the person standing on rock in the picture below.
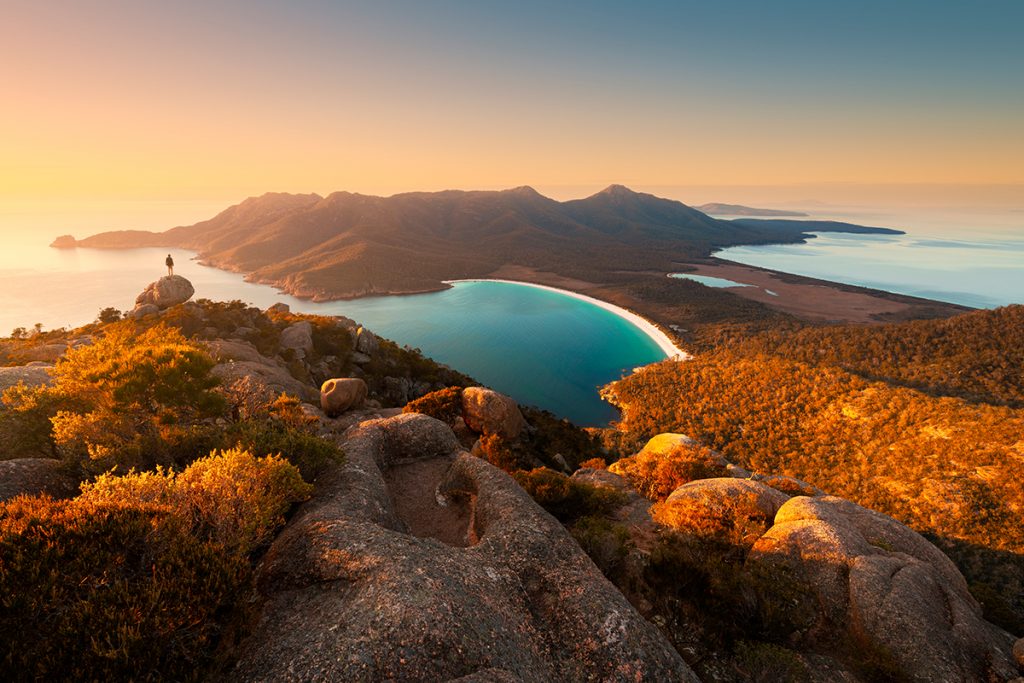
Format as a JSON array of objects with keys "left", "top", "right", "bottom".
[{"left": 165, "top": 254, "right": 174, "bottom": 276}]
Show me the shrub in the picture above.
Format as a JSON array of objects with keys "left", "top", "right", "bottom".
[
  {"left": 96, "top": 307, "right": 122, "bottom": 324},
  {"left": 519, "top": 405, "right": 599, "bottom": 470},
  {"left": 403, "top": 386, "right": 464, "bottom": 423},
  {"left": 579, "top": 457, "right": 607, "bottom": 470},
  {"left": 610, "top": 444, "right": 727, "bottom": 501},
  {"left": 513, "top": 467, "right": 627, "bottom": 523},
  {"left": 0, "top": 496, "right": 245, "bottom": 681},
  {"left": 477, "top": 433, "right": 531, "bottom": 473},
  {"left": 79, "top": 448, "right": 313, "bottom": 554},
  {"left": 0, "top": 448, "right": 312, "bottom": 680},
  {"left": 222, "top": 416, "right": 343, "bottom": 482},
  {"left": 4, "top": 322, "right": 226, "bottom": 474},
  {"left": 650, "top": 488, "right": 776, "bottom": 550},
  {"left": 571, "top": 515, "right": 632, "bottom": 580}
]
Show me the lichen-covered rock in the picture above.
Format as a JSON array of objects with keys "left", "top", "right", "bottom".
[
  {"left": 267, "top": 302, "right": 290, "bottom": 314},
  {"left": 12, "top": 344, "right": 67, "bottom": 363},
  {"left": 636, "top": 433, "right": 702, "bottom": 457},
  {"left": 0, "top": 458, "right": 78, "bottom": 503},
  {"left": 320, "top": 377, "right": 368, "bottom": 417},
  {"left": 230, "top": 414, "right": 696, "bottom": 682},
  {"left": 461, "top": 387, "right": 525, "bottom": 440},
  {"left": 131, "top": 303, "right": 160, "bottom": 319},
  {"left": 203, "top": 339, "right": 268, "bottom": 365},
  {"left": 135, "top": 275, "right": 194, "bottom": 310},
  {"left": 746, "top": 495, "right": 1017, "bottom": 682},
  {"left": 279, "top": 321, "right": 313, "bottom": 358},
  {"left": 653, "top": 478, "right": 789, "bottom": 547},
  {"left": 0, "top": 365, "right": 52, "bottom": 392},
  {"left": 213, "top": 360, "right": 317, "bottom": 403},
  {"left": 355, "top": 326, "right": 379, "bottom": 355}
]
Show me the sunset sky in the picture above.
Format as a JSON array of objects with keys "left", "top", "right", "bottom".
[{"left": 2, "top": 0, "right": 1022, "bottom": 213}]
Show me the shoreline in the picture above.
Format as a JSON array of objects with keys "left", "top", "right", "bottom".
[{"left": 443, "top": 278, "right": 690, "bottom": 360}]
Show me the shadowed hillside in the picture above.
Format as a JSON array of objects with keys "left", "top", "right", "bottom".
[{"left": 71, "top": 186, "right": 900, "bottom": 301}]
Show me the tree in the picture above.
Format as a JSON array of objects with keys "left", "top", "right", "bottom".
[{"left": 96, "top": 307, "right": 122, "bottom": 324}]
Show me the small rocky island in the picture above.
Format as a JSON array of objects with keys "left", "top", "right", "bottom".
[{"left": 49, "top": 234, "right": 77, "bottom": 249}]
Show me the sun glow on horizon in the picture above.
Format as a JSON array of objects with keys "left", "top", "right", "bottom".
[{"left": 1, "top": 1, "right": 1021, "bottom": 215}]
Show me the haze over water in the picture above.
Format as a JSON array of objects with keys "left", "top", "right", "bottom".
[{"left": 711, "top": 204, "right": 1024, "bottom": 309}]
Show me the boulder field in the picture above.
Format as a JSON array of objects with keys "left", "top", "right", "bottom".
[{"left": 595, "top": 433, "right": 1022, "bottom": 683}]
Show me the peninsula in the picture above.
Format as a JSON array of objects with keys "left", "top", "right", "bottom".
[{"left": 61, "top": 185, "right": 963, "bottom": 346}]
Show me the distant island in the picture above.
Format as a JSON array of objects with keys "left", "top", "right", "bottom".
[{"left": 695, "top": 202, "right": 808, "bottom": 217}]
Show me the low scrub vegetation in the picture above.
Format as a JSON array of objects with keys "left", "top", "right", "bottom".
[
  {"left": 513, "top": 467, "right": 626, "bottom": 523},
  {"left": 0, "top": 449, "right": 311, "bottom": 681},
  {"left": 610, "top": 443, "right": 727, "bottom": 501}
]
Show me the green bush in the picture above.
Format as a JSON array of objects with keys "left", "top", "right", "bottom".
[
  {"left": 223, "top": 417, "right": 343, "bottom": 481},
  {"left": 571, "top": 515, "right": 632, "bottom": 581}
]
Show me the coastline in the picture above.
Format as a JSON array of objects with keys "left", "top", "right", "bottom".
[{"left": 443, "top": 278, "right": 690, "bottom": 360}]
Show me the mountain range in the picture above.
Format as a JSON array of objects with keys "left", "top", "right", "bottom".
[{"left": 66, "top": 185, "right": 899, "bottom": 300}]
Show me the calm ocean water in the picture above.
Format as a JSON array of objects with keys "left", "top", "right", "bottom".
[
  {"left": 710, "top": 206, "right": 1024, "bottom": 308},
  {"left": 0, "top": 241, "right": 665, "bottom": 426}
]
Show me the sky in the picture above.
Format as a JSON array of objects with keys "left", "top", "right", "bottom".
[{"left": 2, "top": 0, "right": 1022, "bottom": 224}]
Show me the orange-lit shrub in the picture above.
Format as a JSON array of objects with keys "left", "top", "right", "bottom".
[
  {"left": 79, "top": 448, "right": 312, "bottom": 554},
  {"left": 0, "top": 448, "right": 311, "bottom": 680},
  {"left": 403, "top": 386, "right": 464, "bottom": 423},
  {"left": 0, "top": 496, "right": 243, "bottom": 681},
  {"left": 579, "top": 457, "right": 608, "bottom": 470},
  {"left": 4, "top": 322, "right": 225, "bottom": 473},
  {"left": 610, "top": 444, "right": 727, "bottom": 501}
]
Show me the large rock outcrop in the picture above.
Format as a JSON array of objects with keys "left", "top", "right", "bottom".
[
  {"left": 279, "top": 321, "right": 314, "bottom": 358},
  {"left": 134, "top": 275, "right": 195, "bottom": 310},
  {"left": 212, "top": 360, "right": 318, "bottom": 403},
  {"left": 230, "top": 414, "right": 695, "bottom": 682},
  {"left": 461, "top": 387, "right": 526, "bottom": 440},
  {"left": 746, "top": 495, "right": 1018, "bottom": 682},
  {"left": 0, "top": 365, "right": 52, "bottom": 392}
]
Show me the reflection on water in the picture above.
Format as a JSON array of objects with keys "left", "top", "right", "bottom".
[{"left": 669, "top": 273, "right": 753, "bottom": 288}]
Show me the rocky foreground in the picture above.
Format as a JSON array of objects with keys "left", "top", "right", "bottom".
[{"left": 0, "top": 275, "right": 1021, "bottom": 682}]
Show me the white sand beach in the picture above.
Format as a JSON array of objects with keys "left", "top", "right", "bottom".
[{"left": 444, "top": 279, "right": 690, "bottom": 360}]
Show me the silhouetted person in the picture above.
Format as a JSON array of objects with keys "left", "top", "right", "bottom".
[{"left": 166, "top": 254, "right": 174, "bottom": 276}]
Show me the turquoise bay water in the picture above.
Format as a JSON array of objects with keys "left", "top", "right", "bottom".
[
  {"left": 0, "top": 244, "right": 665, "bottom": 426},
  {"left": 716, "top": 232, "right": 1024, "bottom": 308}
]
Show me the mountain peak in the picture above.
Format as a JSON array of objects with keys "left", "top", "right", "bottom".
[
  {"left": 504, "top": 185, "right": 543, "bottom": 197},
  {"left": 595, "top": 184, "right": 637, "bottom": 197}
]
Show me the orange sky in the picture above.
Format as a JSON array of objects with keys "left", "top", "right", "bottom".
[{"left": 1, "top": 2, "right": 1021, "bottom": 212}]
